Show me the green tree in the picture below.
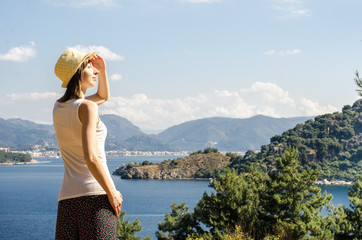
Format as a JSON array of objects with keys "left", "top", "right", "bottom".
[
  {"left": 203, "top": 147, "right": 218, "bottom": 154},
  {"left": 156, "top": 202, "right": 202, "bottom": 240},
  {"left": 186, "top": 225, "right": 280, "bottom": 240},
  {"left": 334, "top": 177, "right": 362, "bottom": 239},
  {"left": 158, "top": 148, "right": 333, "bottom": 240},
  {"left": 355, "top": 71, "right": 362, "bottom": 96},
  {"left": 117, "top": 211, "right": 151, "bottom": 240},
  {"left": 0, "top": 150, "right": 32, "bottom": 163},
  {"left": 264, "top": 147, "right": 333, "bottom": 239},
  {"left": 324, "top": 203, "right": 351, "bottom": 240},
  {"left": 194, "top": 167, "right": 269, "bottom": 239}
]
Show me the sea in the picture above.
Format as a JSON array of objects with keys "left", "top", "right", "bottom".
[{"left": 0, "top": 156, "right": 350, "bottom": 240}]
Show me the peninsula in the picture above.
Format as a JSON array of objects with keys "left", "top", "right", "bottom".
[
  {"left": 0, "top": 148, "right": 33, "bottom": 165},
  {"left": 113, "top": 149, "right": 230, "bottom": 179}
]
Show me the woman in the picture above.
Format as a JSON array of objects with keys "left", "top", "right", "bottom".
[{"left": 53, "top": 48, "right": 123, "bottom": 239}]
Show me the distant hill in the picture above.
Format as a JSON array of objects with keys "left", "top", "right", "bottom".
[
  {"left": 117, "top": 100, "right": 362, "bottom": 182},
  {"left": 228, "top": 99, "right": 362, "bottom": 181},
  {"left": 156, "top": 115, "right": 312, "bottom": 151},
  {"left": 0, "top": 118, "right": 57, "bottom": 149},
  {"left": 101, "top": 114, "right": 144, "bottom": 141},
  {"left": 0, "top": 114, "right": 146, "bottom": 150},
  {"left": 100, "top": 114, "right": 146, "bottom": 150},
  {"left": 122, "top": 135, "right": 175, "bottom": 151},
  {"left": 0, "top": 114, "right": 312, "bottom": 152}
]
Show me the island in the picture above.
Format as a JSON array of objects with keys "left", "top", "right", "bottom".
[
  {"left": 113, "top": 149, "right": 231, "bottom": 180},
  {"left": 0, "top": 148, "right": 33, "bottom": 165}
]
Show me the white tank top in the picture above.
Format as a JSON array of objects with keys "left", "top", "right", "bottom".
[{"left": 53, "top": 98, "right": 115, "bottom": 201}]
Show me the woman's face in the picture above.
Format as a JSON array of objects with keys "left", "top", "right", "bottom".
[{"left": 81, "top": 61, "right": 99, "bottom": 89}]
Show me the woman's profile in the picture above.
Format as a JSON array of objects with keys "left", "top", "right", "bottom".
[{"left": 53, "top": 48, "right": 123, "bottom": 239}]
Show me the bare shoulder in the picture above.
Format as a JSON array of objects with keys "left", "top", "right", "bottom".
[{"left": 79, "top": 99, "right": 98, "bottom": 122}]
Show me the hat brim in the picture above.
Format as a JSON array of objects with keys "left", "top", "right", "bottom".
[{"left": 61, "top": 51, "right": 96, "bottom": 88}]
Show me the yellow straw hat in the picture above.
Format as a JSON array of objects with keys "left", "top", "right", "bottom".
[{"left": 54, "top": 48, "right": 96, "bottom": 88}]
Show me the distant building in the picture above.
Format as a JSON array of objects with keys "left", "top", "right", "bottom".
[{"left": 0, "top": 147, "right": 10, "bottom": 152}]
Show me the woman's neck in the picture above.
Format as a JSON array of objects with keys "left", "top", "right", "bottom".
[{"left": 80, "top": 89, "right": 86, "bottom": 99}]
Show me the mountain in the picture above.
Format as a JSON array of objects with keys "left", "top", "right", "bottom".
[
  {"left": 156, "top": 115, "right": 312, "bottom": 151},
  {"left": 122, "top": 135, "right": 175, "bottom": 151},
  {"left": 101, "top": 114, "right": 176, "bottom": 150},
  {"left": 0, "top": 114, "right": 146, "bottom": 150},
  {"left": 0, "top": 118, "right": 57, "bottom": 149},
  {"left": 228, "top": 99, "right": 362, "bottom": 181},
  {"left": 101, "top": 114, "right": 144, "bottom": 141},
  {"left": 0, "top": 114, "right": 312, "bottom": 152},
  {"left": 100, "top": 114, "right": 146, "bottom": 150},
  {"left": 118, "top": 100, "right": 362, "bottom": 181}
]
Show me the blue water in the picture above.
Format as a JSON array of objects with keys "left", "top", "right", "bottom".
[{"left": 0, "top": 156, "right": 350, "bottom": 240}]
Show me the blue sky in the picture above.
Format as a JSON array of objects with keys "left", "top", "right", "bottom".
[{"left": 0, "top": 0, "right": 361, "bottom": 132}]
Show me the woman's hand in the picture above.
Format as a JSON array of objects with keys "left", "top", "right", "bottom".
[
  {"left": 86, "top": 53, "right": 110, "bottom": 104},
  {"left": 90, "top": 54, "right": 106, "bottom": 72},
  {"left": 108, "top": 191, "right": 123, "bottom": 216}
]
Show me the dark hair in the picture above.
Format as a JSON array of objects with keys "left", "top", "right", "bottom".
[{"left": 57, "top": 60, "right": 89, "bottom": 103}]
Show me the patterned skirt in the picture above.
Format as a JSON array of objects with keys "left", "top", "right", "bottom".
[{"left": 55, "top": 194, "right": 117, "bottom": 240}]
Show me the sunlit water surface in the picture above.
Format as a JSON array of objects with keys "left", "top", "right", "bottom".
[{"left": 0, "top": 156, "right": 349, "bottom": 239}]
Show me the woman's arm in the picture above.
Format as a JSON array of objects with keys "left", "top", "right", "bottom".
[
  {"left": 79, "top": 100, "right": 122, "bottom": 216},
  {"left": 86, "top": 54, "right": 110, "bottom": 105}
]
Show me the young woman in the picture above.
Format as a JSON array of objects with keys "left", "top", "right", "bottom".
[{"left": 53, "top": 48, "right": 123, "bottom": 239}]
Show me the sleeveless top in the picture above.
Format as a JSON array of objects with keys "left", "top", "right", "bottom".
[{"left": 53, "top": 98, "right": 115, "bottom": 201}]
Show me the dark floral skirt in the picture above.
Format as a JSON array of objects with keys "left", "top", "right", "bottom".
[{"left": 55, "top": 194, "right": 117, "bottom": 240}]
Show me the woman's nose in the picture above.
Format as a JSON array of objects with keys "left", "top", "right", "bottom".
[{"left": 93, "top": 67, "right": 99, "bottom": 75}]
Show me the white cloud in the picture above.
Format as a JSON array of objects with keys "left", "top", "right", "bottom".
[
  {"left": 49, "top": 0, "right": 120, "bottom": 8},
  {"left": 0, "top": 92, "right": 61, "bottom": 125},
  {"left": 264, "top": 49, "right": 302, "bottom": 56},
  {"left": 271, "top": 0, "right": 311, "bottom": 17},
  {"left": 264, "top": 50, "right": 276, "bottom": 55},
  {"left": 299, "top": 98, "right": 338, "bottom": 116},
  {"left": 6, "top": 92, "right": 60, "bottom": 100},
  {"left": 275, "top": 0, "right": 302, "bottom": 3},
  {"left": 100, "top": 82, "right": 336, "bottom": 130},
  {"left": 0, "top": 42, "right": 37, "bottom": 62},
  {"left": 69, "top": 45, "right": 125, "bottom": 61},
  {"left": 184, "top": 0, "right": 221, "bottom": 3},
  {"left": 2, "top": 83, "right": 339, "bottom": 131},
  {"left": 240, "top": 82, "right": 295, "bottom": 106},
  {"left": 110, "top": 74, "right": 123, "bottom": 82}
]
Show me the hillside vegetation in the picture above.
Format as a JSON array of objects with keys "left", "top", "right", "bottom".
[
  {"left": 116, "top": 100, "right": 362, "bottom": 182},
  {"left": 0, "top": 150, "right": 32, "bottom": 164},
  {"left": 156, "top": 148, "right": 362, "bottom": 240},
  {"left": 114, "top": 149, "right": 230, "bottom": 179},
  {"left": 229, "top": 99, "right": 362, "bottom": 181}
]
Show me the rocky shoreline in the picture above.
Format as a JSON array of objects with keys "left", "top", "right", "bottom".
[
  {"left": 113, "top": 152, "right": 231, "bottom": 180},
  {"left": 0, "top": 159, "right": 40, "bottom": 165},
  {"left": 315, "top": 179, "right": 353, "bottom": 185}
]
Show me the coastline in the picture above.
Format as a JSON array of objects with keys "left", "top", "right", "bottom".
[
  {"left": 0, "top": 159, "right": 42, "bottom": 166},
  {"left": 315, "top": 179, "right": 353, "bottom": 186}
]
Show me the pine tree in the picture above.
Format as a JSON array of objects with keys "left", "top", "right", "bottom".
[
  {"left": 264, "top": 147, "right": 333, "bottom": 239},
  {"left": 330, "top": 177, "right": 362, "bottom": 240},
  {"left": 346, "top": 177, "right": 362, "bottom": 239},
  {"left": 194, "top": 167, "right": 270, "bottom": 239},
  {"left": 156, "top": 202, "right": 202, "bottom": 240},
  {"left": 157, "top": 147, "right": 333, "bottom": 239},
  {"left": 117, "top": 211, "right": 151, "bottom": 240},
  {"left": 355, "top": 71, "right": 362, "bottom": 97}
]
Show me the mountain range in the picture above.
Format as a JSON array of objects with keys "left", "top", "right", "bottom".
[
  {"left": 117, "top": 99, "right": 362, "bottom": 181},
  {"left": 0, "top": 114, "right": 312, "bottom": 152},
  {"left": 156, "top": 115, "right": 311, "bottom": 151}
]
